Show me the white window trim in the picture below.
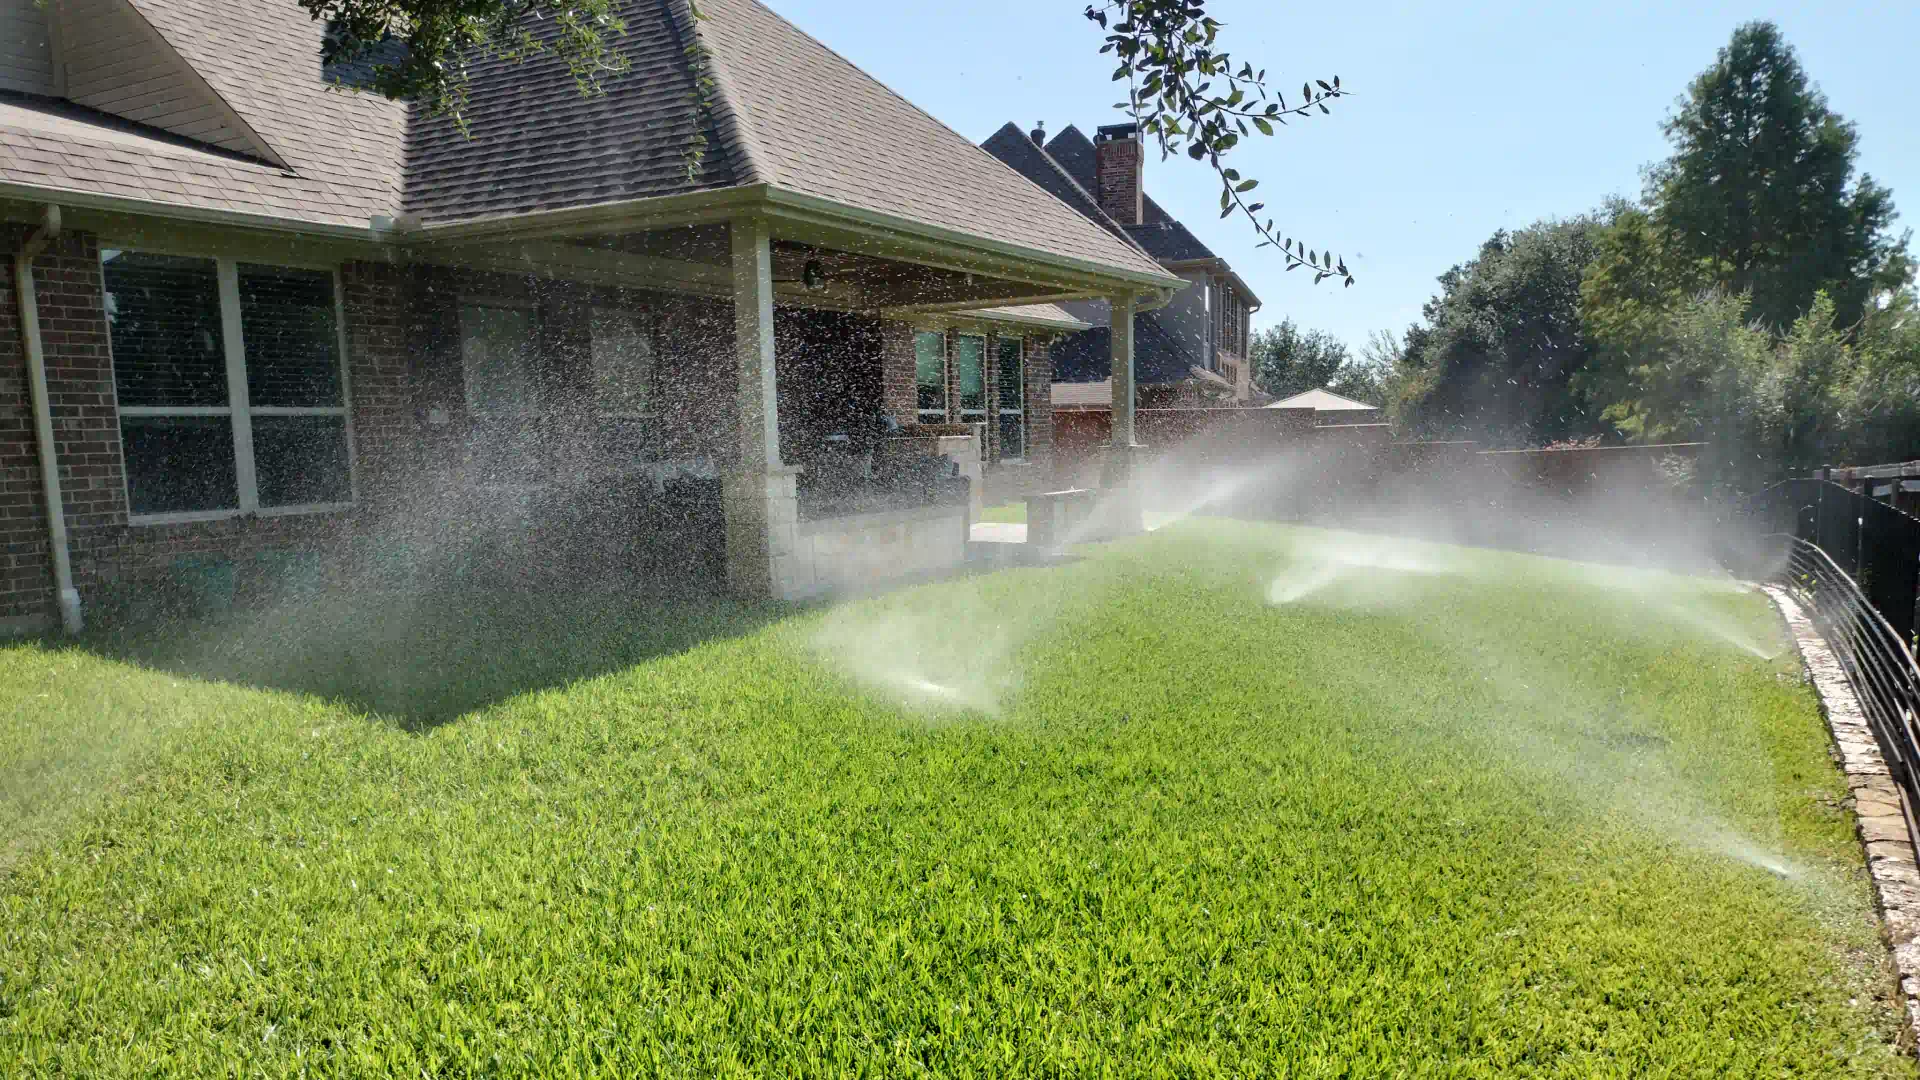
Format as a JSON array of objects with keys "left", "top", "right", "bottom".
[
  {"left": 590, "top": 304, "right": 656, "bottom": 420},
  {"left": 996, "top": 337, "right": 1027, "bottom": 464},
  {"left": 111, "top": 256, "right": 358, "bottom": 526}
]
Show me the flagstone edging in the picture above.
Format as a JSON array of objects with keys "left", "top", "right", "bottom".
[{"left": 1765, "top": 583, "right": 1920, "bottom": 1044}]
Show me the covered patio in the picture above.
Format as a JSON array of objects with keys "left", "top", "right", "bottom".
[{"left": 401, "top": 187, "right": 1177, "bottom": 598}]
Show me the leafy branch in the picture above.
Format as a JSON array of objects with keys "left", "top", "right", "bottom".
[
  {"left": 306, "top": 0, "right": 629, "bottom": 131},
  {"left": 1087, "top": 1, "right": 1355, "bottom": 285}
]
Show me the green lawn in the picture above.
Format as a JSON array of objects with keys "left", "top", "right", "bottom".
[
  {"left": 978, "top": 501, "right": 1027, "bottom": 524},
  {"left": 1, "top": 521, "right": 1910, "bottom": 1077}
]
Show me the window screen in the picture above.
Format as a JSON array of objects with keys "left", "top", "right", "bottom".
[
  {"left": 954, "top": 335, "right": 986, "bottom": 418},
  {"left": 104, "top": 250, "right": 355, "bottom": 519},
  {"left": 254, "top": 415, "right": 352, "bottom": 508},
  {"left": 120, "top": 416, "right": 239, "bottom": 515},
  {"left": 914, "top": 330, "right": 946, "bottom": 420},
  {"left": 103, "top": 250, "right": 227, "bottom": 408},
  {"left": 240, "top": 264, "right": 343, "bottom": 408},
  {"left": 997, "top": 337, "right": 1025, "bottom": 461}
]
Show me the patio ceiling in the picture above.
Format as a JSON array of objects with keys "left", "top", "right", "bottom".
[{"left": 415, "top": 219, "right": 1137, "bottom": 317}]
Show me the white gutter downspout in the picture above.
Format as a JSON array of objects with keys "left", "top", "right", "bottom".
[{"left": 14, "top": 204, "right": 82, "bottom": 634}]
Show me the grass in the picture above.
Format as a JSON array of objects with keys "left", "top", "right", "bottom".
[
  {"left": 0, "top": 520, "right": 1911, "bottom": 1077},
  {"left": 978, "top": 501, "right": 1027, "bottom": 524}
]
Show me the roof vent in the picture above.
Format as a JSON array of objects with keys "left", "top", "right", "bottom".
[{"left": 1029, "top": 121, "right": 1045, "bottom": 145}]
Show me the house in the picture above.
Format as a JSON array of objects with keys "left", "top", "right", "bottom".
[
  {"left": 0, "top": 0, "right": 1183, "bottom": 632},
  {"left": 1264, "top": 389, "right": 1382, "bottom": 425},
  {"left": 980, "top": 121, "right": 1264, "bottom": 411}
]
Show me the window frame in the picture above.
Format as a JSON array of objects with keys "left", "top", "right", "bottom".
[
  {"left": 588, "top": 304, "right": 658, "bottom": 419},
  {"left": 996, "top": 336, "right": 1026, "bottom": 463},
  {"left": 105, "top": 249, "right": 358, "bottom": 526},
  {"left": 914, "top": 329, "right": 948, "bottom": 424}
]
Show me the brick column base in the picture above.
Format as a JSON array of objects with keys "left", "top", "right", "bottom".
[{"left": 722, "top": 467, "right": 809, "bottom": 600}]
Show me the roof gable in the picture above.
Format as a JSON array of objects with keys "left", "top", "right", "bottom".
[
  {"left": 122, "top": 0, "right": 408, "bottom": 197},
  {"left": 1041, "top": 124, "right": 1219, "bottom": 264},
  {"left": 60, "top": 0, "right": 282, "bottom": 164},
  {"left": 402, "top": 0, "right": 736, "bottom": 222},
  {"left": 693, "top": 0, "right": 1167, "bottom": 278},
  {"left": 0, "top": 0, "right": 1179, "bottom": 283},
  {"left": 1268, "top": 388, "right": 1380, "bottom": 411}
]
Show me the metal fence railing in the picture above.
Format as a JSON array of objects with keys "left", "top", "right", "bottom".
[
  {"left": 1744, "top": 478, "right": 1920, "bottom": 642},
  {"left": 1761, "top": 535, "right": 1920, "bottom": 855}
]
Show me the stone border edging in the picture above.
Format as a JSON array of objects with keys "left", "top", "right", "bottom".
[{"left": 1765, "top": 584, "right": 1920, "bottom": 1042}]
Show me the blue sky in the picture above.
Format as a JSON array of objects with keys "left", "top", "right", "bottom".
[{"left": 769, "top": 0, "right": 1919, "bottom": 355}]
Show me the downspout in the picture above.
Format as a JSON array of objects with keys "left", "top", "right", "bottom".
[{"left": 14, "top": 204, "right": 81, "bottom": 634}]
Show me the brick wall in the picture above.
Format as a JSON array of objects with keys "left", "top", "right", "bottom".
[
  {"left": 340, "top": 260, "right": 413, "bottom": 508},
  {"left": 0, "top": 232, "right": 52, "bottom": 628},
  {"left": 878, "top": 324, "right": 1057, "bottom": 507},
  {"left": 55, "top": 240, "right": 421, "bottom": 611},
  {"left": 1095, "top": 136, "right": 1144, "bottom": 226},
  {"left": 879, "top": 320, "right": 918, "bottom": 425}
]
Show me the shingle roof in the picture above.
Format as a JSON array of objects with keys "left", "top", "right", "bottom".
[
  {"left": 1035, "top": 125, "right": 1219, "bottom": 264},
  {"left": 0, "top": 0, "right": 1174, "bottom": 284},
  {"left": 1265, "top": 389, "right": 1381, "bottom": 412},
  {"left": 120, "top": 0, "right": 406, "bottom": 217},
  {"left": 402, "top": 0, "right": 737, "bottom": 221},
  {"left": 0, "top": 93, "right": 393, "bottom": 230},
  {"left": 691, "top": 0, "right": 1165, "bottom": 277},
  {"left": 970, "top": 303, "right": 1089, "bottom": 330},
  {"left": 1051, "top": 313, "right": 1199, "bottom": 386}
]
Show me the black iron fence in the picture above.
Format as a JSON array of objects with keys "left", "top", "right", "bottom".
[
  {"left": 1743, "top": 478, "right": 1920, "bottom": 641},
  {"left": 1760, "top": 535, "right": 1920, "bottom": 856}
]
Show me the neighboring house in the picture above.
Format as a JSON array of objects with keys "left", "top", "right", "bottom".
[
  {"left": 0, "top": 0, "right": 1182, "bottom": 631},
  {"left": 1263, "top": 389, "right": 1383, "bottom": 425},
  {"left": 980, "top": 121, "right": 1263, "bottom": 410}
]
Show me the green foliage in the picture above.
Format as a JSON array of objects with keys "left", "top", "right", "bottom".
[
  {"left": 307, "top": 0, "right": 1357, "bottom": 282},
  {"left": 0, "top": 524, "right": 1912, "bottom": 1076},
  {"left": 1249, "top": 317, "right": 1350, "bottom": 398},
  {"left": 1647, "top": 21, "right": 1911, "bottom": 334},
  {"left": 308, "top": 0, "right": 628, "bottom": 128},
  {"left": 1086, "top": 2, "right": 1354, "bottom": 285},
  {"left": 1392, "top": 216, "right": 1608, "bottom": 445}
]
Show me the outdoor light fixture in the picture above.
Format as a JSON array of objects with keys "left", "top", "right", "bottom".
[{"left": 777, "top": 258, "right": 827, "bottom": 291}]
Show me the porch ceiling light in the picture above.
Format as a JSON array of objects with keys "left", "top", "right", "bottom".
[{"left": 776, "top": 258, "right": 827, "bottom": 291}]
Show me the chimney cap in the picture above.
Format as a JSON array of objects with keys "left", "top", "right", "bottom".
[
  {"left": 1095, "top": 122, "right": 1140, "bottom": 142},
  {"left": 1029, "top": 121, "right": 1045, "bottom": 145}
]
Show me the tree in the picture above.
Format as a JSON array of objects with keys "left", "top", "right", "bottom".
[
  {"left": 1644, "top": 21, "right": 1910, "bottom": 334},
  {"left": 1392, "top": 215, "right": 1608, "bottom": 446},
  {"left": 303, "top": 0, "right": 1355, "bottom": 284},
  {"left": 1250, "top": 318, "right": 1350, "bottom": 399}
]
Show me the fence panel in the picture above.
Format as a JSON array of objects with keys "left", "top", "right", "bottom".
[{"left": 1745, "top": 478, "right": 1920, "bottom": 642}]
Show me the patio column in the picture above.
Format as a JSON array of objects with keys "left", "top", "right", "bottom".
[
  {"left": 1111, "top": 292, "right": 1137, "bottom": 451},
  {"left": 1103, "top": 292, "right": 1145, "bottom": 534},
  {"left": 721, "top": 217, "right": 806, "bottom": 599}
]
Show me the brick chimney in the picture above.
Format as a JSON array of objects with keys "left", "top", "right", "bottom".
[{"left": 1094, "top": 123, "right": 1143, "bottom": 226}]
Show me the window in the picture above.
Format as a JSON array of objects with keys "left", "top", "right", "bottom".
[
  {"left": 590, "top": 307, "right": 655, "bottom": 416},
  {"left": 914, "top": 330, "right": 946, "bottom": 422},
  {"left": 954, "top": 334, "right": 986, "bottom": 423},
  {"left": 104, "top": 250, "right": 353, "bottom": 520},
  {"left": 460, "top": 303, "right": 538, "bottom": 414},
  {"left": 997, "top": 337, "right": 1025, "bottom": 462}
]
